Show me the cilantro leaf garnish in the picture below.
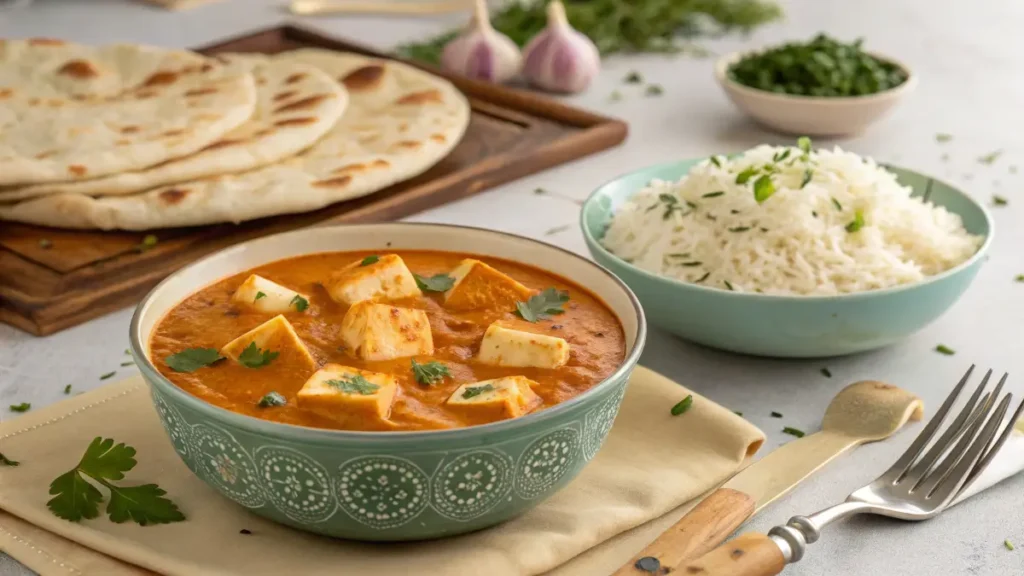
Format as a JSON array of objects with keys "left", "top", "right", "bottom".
[
  {"left": 753, "top": 174, "right": 776, "bottom": 203},
  {"left": 845, "top": 210, "right": 865, "bottom": 233},
  {"left": 360, "top": 255, "right": 380, "bottom": 266},
  {"left": 64, "top": 384, "right": 72, "bottom": 395},
  {"left": 47, "top": 437, "right": 184, "bottom": 526},
  {"left": 623, "top": 71, "right": 643, "bottom": 84},
  {"left": 257, "top": 391, "right": 287, "bottom": 408},
  {"left": 935, "top": 344, "right": 955, "bottom": 356},
  {"left": 100, "top": 371, "right": 116, "bottom": 380},
  {"left": 238, "top": 342, "right": 278, "bottom": 369},
  {"left": 0, "top": 453, "right": 19, "bottom": 467},
  {"left": 412, "top": 360, "right": 451, "bottom": 385},
  {"left": 709, "top": 156, "right": 722, "bottom": 168},
  {"left": 831, "top": 197, "right": 843, "bottom": 211},
  {"left": 462, "top": 384, "right": 495, "bottom": 399},
  {"left": 993, "top": 195, "right": 1008, "bottom": 206},
  {"left": 782, "top": 427, "right": 805, "bottom": 438},
  {"left": 800, "top": 169, "right": 813, "bottom": 188},
  {"left": 165, "top": 348, "right": 225, "bottom": 373},
  {"left": 735, "top": 167, "right": 757, "bottom": 184},
  {"left": 326, "top": 375, "right": 380, "bottom": 395},
  {"left": 702, "top": 191, "right": 725, "bottom": 198},
  {"left": 254, "top": 291, "right": 267, "bottom": 302},
  {"left": 414, "top": 273, "right": 455, "bottom": 293},
  {"left": 670, "top": 395, "right": 693, "bottom": 416},
  {"left": 515, "top": 287, "right": 569, "bottom": 322},
  {"left": 9, "top": 402, "right": 30, "bottom": 413},
  {"left": 290, "top": 294, "right": 309, "bottom": 312}
]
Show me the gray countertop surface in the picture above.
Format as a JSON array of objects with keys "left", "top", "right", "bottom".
[{"left": 2, "top": 0, "right": 1023, "bottom": 574}]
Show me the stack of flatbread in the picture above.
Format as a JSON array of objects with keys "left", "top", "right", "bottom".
[{"left": 0, "top": 39, "right": 471, "bottom": 230}]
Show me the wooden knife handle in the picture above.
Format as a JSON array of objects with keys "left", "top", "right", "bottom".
[
  {"left": 612, "top": 488, "right": 755, "bottom": 576},
  {"left": 677, "top": 533, "right": 786, "bottom": 576}
]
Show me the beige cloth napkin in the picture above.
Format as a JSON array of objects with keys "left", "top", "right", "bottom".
[{"left": 0, "top": 366, "right": 763, "bottom": 576}]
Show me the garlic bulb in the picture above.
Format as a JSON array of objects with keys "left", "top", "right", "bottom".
[
  {"left": 521, "top": 0, "right": 601, "bottom": 94},
  {"left": 440, "top": 0, "right": 522, "bottom": 84}
]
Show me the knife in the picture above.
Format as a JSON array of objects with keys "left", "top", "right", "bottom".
[{"left": 613, "top": 380, "right": 924, "bottom": 576}]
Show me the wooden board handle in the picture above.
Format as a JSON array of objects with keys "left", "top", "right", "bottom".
[
  {"left": 612, "top": 488, "right": 755, "bottom": 576},
  {"left": 677, "top": 533, "right": 786, "bottom": 576}
]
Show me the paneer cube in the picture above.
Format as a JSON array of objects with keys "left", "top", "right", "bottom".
[
  {"left": 231, "top": 274, "right": 309, "bottom": 314},
  {"left": 297, "top": 364, "right": 398, "bottom": 423},
  {"left": 341, "top": 301, "right": 433, "bottom": 361},
  {"left": 443, "top": 258, "right": 534, "bottom": 311},
  {"left": 326, "top": 254, "right": 421, "bottom": 305},
  {"left": 220, "top": 315, "right": 317, "bottom": 372},
  {"left": 445, "top": 376, "right": 542, "bottom": 421},
  {"left": 477, "top": 322, "right": 570, "bottom": 369}
]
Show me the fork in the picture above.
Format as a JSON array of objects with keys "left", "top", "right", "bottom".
[{"left": 677, "top": 365, "right": 1024, "bottom": 575}]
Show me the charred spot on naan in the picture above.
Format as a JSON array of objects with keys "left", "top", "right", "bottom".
[
  {"left": 341, "top": 65, "right": 385, "bottom": 92},
  {"left": 67, "top": 165, "right": 87, "bottom": 177},
  {"left": 185, "top": 87, "right": 218, "bottom": 97},
  {"left": 430, "top": 134, "right": 447, "bottom": 144},
  {"left": 34, "top": 150, "right": 58, "bottom": 160},
  {"left": 396, "top": 89, "right": 443, "bottom": 105},
  {"left": 0, "top": 89, "right": 12, "bottom": 100},
  {"left": 203, "top": 138, "right": 243, "bottom": 151},
  {"left": 390, "top": 140, "right": 423, "bottom": 152},
  {"left": 57, "top": 60, "right": 100, "bottom": 80},
  {"left": 273, "top": 94, "right": 332, "bottom": 114},
  {"left": 274, "top": 117, "right": 318, "bottom": 128},
  {"left": 120, "top": 126, "right": 141, "bottom": 134},
  {"left": 28, "top": 38, "right": 65, "bottom": 46},
  {"left": 135, "top": 89, "right": 158, "bottom": 100},
  {"left": 273, "top": 90, "right": 298, "bottom": 103},
  {"left": 142, "top": 71, "right": 180, "bottom": 87},
  {"left": 331, "top": 159, "right": 390, "bottom": 176},
  {"left": 47, "top": 99, "right": 65, "bottom": 108},
  {"left": 159, "top": 188, "right": 190, "bottom": 205},
  {"left": 311, "top": 175, "right": 353, "bottom": 188},
  {"left": 285, "top": 72, "right": 307, "bottom": 85}
]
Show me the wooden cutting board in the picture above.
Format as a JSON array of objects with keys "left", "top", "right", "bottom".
[{"left": 0, "top": 25, "right": 628, "bottom": 336}]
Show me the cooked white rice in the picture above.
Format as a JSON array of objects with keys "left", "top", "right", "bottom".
[{"left": 600, "top": 144, "right": 983, "bottom": 296}]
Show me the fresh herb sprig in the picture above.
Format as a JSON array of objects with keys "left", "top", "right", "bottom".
[
  {"left": 671, "top": 395, "right": 693, "bottom": 416},
  {"left": 414, "top": 273, "right": 455, "bottom": 293},
  {"left": 462, "top": 384, "right": 495, "bottom": 399},
  {"left": 47, "top": 437, "right": 185, "bottom": 526},
  {"left": 515, "top": 288, "right": 569, "bottom": 322},
  {"left": 326, "top": 375, "right": 380, "bottom": 395},
  {"left": 396, "top": 0, "right": 783, "bottom": 64},
  {"left": 165, "top": 348, "right": 224, "bottom": 373},
  {"left": 412, "top": 360, "right": 451, "bottom": 386},
  {"left": 238, "top": 343, "right": 278, "bottom": 369}
]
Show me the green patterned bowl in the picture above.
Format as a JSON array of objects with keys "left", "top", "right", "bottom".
[
  {"left": 130, "top": 224, "right": 646, "bottom": 541},
  {"left": 581, "top": 160, "right": 992, "bottom": 358}
]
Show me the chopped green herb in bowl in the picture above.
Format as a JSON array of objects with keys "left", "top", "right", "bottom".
[{"left": 715, "top": 34, "right": 916, "bottom": 136}]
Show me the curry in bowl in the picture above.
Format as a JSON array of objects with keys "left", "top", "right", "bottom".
[{"left": 152, "top": 251, "right": 626, "bottom": 432}]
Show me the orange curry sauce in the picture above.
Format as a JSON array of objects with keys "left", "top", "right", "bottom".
[{"left": 150, "top": 251, "right": 626, "bottom": 432}]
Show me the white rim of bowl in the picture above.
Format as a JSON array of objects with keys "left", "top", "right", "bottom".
[
  {"left": 130, "top": 222, "right": 648, "bottom": 445},
  {"left": 580, "top": 160, "right": 994, "bottom": 303},
  {"left": 714, "top": 49, "right": 918, "bottom": 105}
]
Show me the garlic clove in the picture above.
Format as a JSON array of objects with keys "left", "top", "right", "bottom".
[
  {"left": 440, "top": 0, "right": 522, "bottom": 84},
  {"left": 521, "top": 0, "right": 601, "bottom": 94}
]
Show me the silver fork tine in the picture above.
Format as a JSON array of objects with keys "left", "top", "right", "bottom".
[
  {"left": 926, "top": 393, "right": 1012, "bottom": 503},
  {"left": 961, "top": 388, "right": 1024, "bottom": 491},
  {"left": 883, "top": 365, "right": 975, "bottom": 483},
  {"left": 899, "top": 372, "right": 990, "bottom": 486},
  {"left": 913, "top": 379, "right": 1003, "bottom": 496}
]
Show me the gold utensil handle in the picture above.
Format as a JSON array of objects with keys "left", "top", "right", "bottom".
[
  {"left": 678, "top": 533, "right": 787, "bottom": 576},
  {"left": 612, "top": 488, "right": 755, "bottom": 575},
  {"left": 290, "top": 0, "right": 470, "bottom": 15}
]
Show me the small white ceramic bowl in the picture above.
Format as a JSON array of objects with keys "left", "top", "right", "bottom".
[{"left": 714, "top": 51, "right": 917, "bottom": 137}]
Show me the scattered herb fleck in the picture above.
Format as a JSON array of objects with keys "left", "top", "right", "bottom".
[
  {"left": 326, "top": 375, "right": 380, "bottom": 395},
  {"left": 993, "top": 195, "right": 1008, "bottom": 206},
  {"left": 782, "top": 427, "right": 805, "bottom": 438},
  {"left": 237, "top": 342, "right": 279, "bottom": 369},
  {"left": 770, "top": 411, "right": 783, "bottom": 418},
  {"left": 136, "top": 234, "right": 158, "bottom": 252},
  {"left": 46, "top": 437, "right": 185, "bottom": 525},
  {"left": 812, "top": 210, "right": 819, "bottom": 218},
  {"left": 1005, "top": 539, "right": 1015, "bottom": 551},
  {"left": 1015, "top": 274, "right": 1024, "bottom": 283},
  {"left": 709, "top": 156, "right": 722, "bottom": 168},
  {"left": 723, "top": 280, "right": 735, "bottom": 291},
  {"left": 935, "top": 344, "right": 955, "bottom": 356},
  {"left": 240, "top": 529, "right": 252, "bottom": 535},
  {"left": 0, "top": 453, "right": 18, "bottom": 467},
  {"left": 290, "top": 295, "right": 309, "bottom": 312},
  {"left": 515, "top": 288, "right": 569, "bottom": 322},
  {"left": 734, "top": 411, "right": 743, "bottom": 417},
  {"left": 797, "top": 136, "right": 812, "bottom": 154},
  {"left": 800, "top": 169, "right": 813, "bottom": 188},
  {"left": 728, "top": 226, "right": 751, "bottom": 233},
  {"left": 99, "top": 372, "right": 116, "bottom": 380},
  {"left": 695, "top": 272, "right": 711, "bottom": 283},
  {"left": 64, "top": 384, "right": 72, "bottom": 395},
  {"left": 10, "top": 403, "right": 30, "bottom": 413},
  {"left": 978, "top": 150, "right": 1003, "bottom": 165},
  {"left": 644, "top": 84, "right": 664, "bottom": 97},
  {"left": 623, "top": 71, "right": 643, "bottom": 84},
  {"left": 831, "top": 197, "right": 843, "bottom": 211},
  {"left": 735, "top": 167, "right": 757, "bottom": 185},
  {"left": 254, "top": 291, "right": 267, "bottom": 302},
  {"left": 702, "top": 191, "right": 725, "bottom": 198},
  {"left": 165, "top": 348, "right": 224, "bottom": 373},
  {"left": 412, "top": 360, "right": 451, "bottom": 386},
  {"left": 680, "top": 261, "right": 703, "bottom": 267},
  {"left": 257, "top": 392, "right": 287, "bottom": 408},
  {"left": 414, "top": 273, "right": 455, "bottom": 292},
  {"left": 821, "top": 368, "right": 832, "bottom": 378},
  {"left": 671, "top": 395, "right": 693, "bottom": 416},
  {"left": 753, "top": 174, "right": 776, "bottom": 203},
  {"left": 608, "top": 89, "right": 623, "bottom": 102},
  {"left": 543, "top": 224, "right": 572, "bottom": 236},
  {"left": 360, "top": 255, "right": 380, "bottom": 267},
  {"left": 39, "top": 239, "right": 53, "bottom": 249},
  {"left": 120, "top": 361, "right": 134, "bottom": 367},
  {"left": 935, "top": 133, "right": 953, "bottom": 143},
  {"left": 462, "top": 384, "right": 495, "bottom": 399},
  {"left": 845, "top": 210, "right": 865, "bottom": 233},
  {"left": 773, "top": 149, "right": 791, "bottom": 162}
]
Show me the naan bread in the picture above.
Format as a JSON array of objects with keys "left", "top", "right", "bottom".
[
  {"left": 0, "top": 49, "right": 470, "bottom": 230},
  {"left": 0, "top": 38, "right": 257, "bottom": 186},
  {"left": 0, "top": 57, "right": 348, "bottom": 201}
]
